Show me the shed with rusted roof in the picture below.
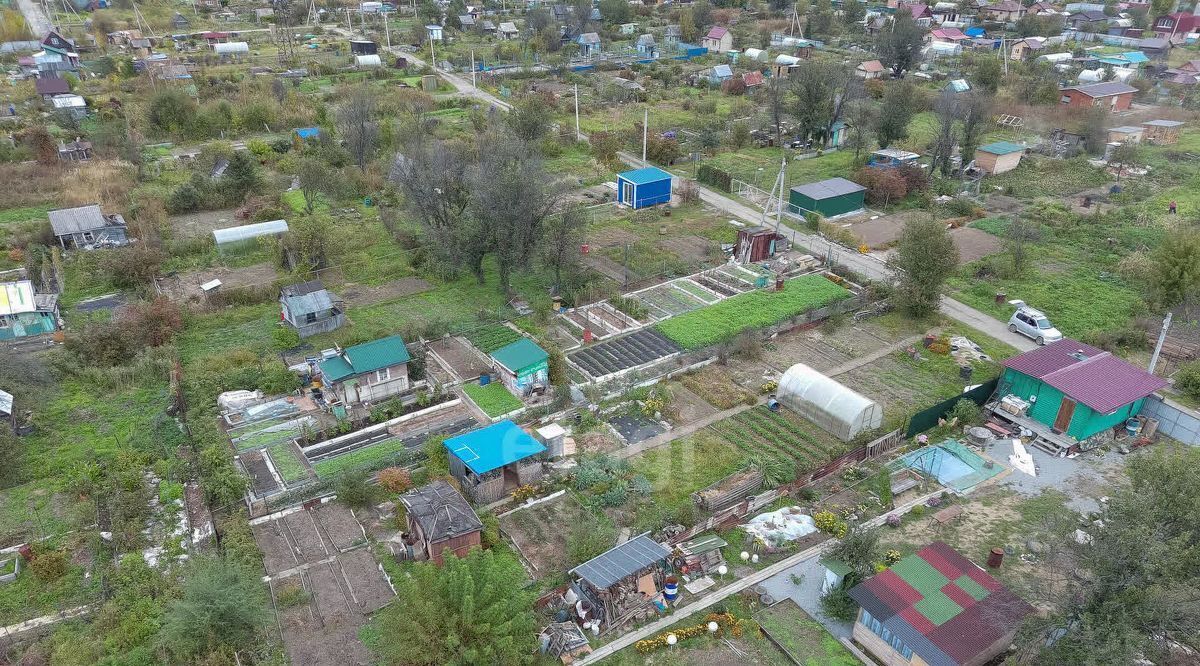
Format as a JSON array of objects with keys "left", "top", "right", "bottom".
[{"left": 398, "top": 480, "right": 482, "bottom": 564}]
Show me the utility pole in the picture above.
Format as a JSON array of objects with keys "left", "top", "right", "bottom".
[
  {"left": 384, "top": 13, "right": 391, "bottom": 49},
  {"left": 347, "top": 7, "right": 353, "bottom": 32},
  {"left": 1148, "top": 312, "right": 1173, "bottom": 375},
  {"left": 623, "top": 242, "right": 630, "bottom": 288},
  {"left": 470, "top": 49, "right": 476, "bottom": 87},
  {"left": 1001, "top": 36, "right": 1008, "bottom": 76},
  {"left": 574, "top": 84, "right": 580, "bottom": 140},
  {"left": 642, "top": 108, "right": 648, "bottom": 165},
  {"left": 429, "top": 31, "right": 436, "bottom": 68}
]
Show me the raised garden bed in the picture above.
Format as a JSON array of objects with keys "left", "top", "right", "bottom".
[
  {"left": 567, "top": 328, "right": 682, "bottom": 379},
  {"left": 462, "top": 382, "right": 523, "bottom": 418},
  {"left": 463, "top": 324, "right": 522, "bottom": 354}
]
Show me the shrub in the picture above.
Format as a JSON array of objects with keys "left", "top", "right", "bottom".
[
  {"left": 479, "top": 513, "right": 501, "bottom": 549},
  {"left": 909, "top": 504, "right": 926, "bottom": 518},
  {"left": 271, "top": 325, "right": 301, "bottom": 350},
  {"left": 813, "top": 510, "right": 848, "bottom": 537},
  {"left": 378, "top": 467, "right": 412, "bottom": 493},
  {"left": 947, "top": 398, "right": 982, "bottom": 425},
  {"left": 334, "top": 469, "right": 380, "bottom": 509},
  {"left": 598, "top": 481, "right": 629, "bottom": 508},
  {"left": 275, "top": 583, "right": 310, "bottom": 608},
  {"left": 28, "top": 548, "right": 68, "bottom": 581},
  {"left": 1176, "top": 361, "right": 1200, "bottom": 400},
  {"left": 672, "top": 502, "right": 697, "bottom": 527},
  {"left": 697, "top": 164, "right": 733, "bottom": 192},
  {"left": 854, "top": 167, "right": 907, "bottom": 206}
]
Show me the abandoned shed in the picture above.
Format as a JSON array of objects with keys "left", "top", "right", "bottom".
[
  {"left": 212, "top": 219, "right": 288, "bottom": 255},
  {"left": 48, "top": 204, "right": 127, "bottom": 250},
  {"left": 735, "top": 226, "right": 785, "bottom": 263},
  {"left": 777, "top": 362, "right": 883, "bottom": 441},
  {"left": 617, "top": 167, "right": 672, "bottom": 209},
  {"left": 397, "top": 480, "right": 483, "bottom": 564},
  {"left": 570, "top": 533, "right": 672, "bottom": 630},
  {"left": 443, "top": 420, "right": 546, "bottom": 504},
  {"left": 1141, "top": 119, "right": 1184, "bottom": 144},
  {"left": 279, "top": 280, "right": 344, "bottom": 338},
  {"left": 788, "top": 177, "right": 867, "bottom": 218}
]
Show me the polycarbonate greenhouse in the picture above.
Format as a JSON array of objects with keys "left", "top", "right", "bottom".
[
  {"left": 777, "top": 363, "right": 883, "bottom": 441},
  {"left": 212, "top": 219, "right": 288, "bottom": 255}
]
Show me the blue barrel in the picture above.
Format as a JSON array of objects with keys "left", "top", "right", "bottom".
[
  {"left": 479, "top": 373, "right": 490, "bottom": 386},
  {"left": 663, "top": 580, "right": 679, "bottom": 602},
  {"left": 1125, "top": 418, "right": 1140, "bottom": 437}
]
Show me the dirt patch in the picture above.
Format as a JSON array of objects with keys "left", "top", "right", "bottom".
[
  {"left": 338, "top": 548, "right": 394, "bottom": 612},
  {"left": 588, "top": 227, "right": 639, "bottom": 246},
  {"left": 583, "top": 253, "right": 629, "bottom": 283},
  {"left": 427, "top": 336, "right": 489, "bottom": 382},
  {"left": 657, "top": 234, "right": 719, "bottom": 265},
  {"left": 168, "top": 208, "right": 239, "bottom": 239},
  {"left": 950, "top": 226, "right": 1004, "bottom": 264},
  {"left": 254, "top": 519, "right": 301, "bottom": 575},
  {"left": 155, "top": 262, "right": 279, "bottom": 304},
  {"left": 983, "top": 195, "right": 1026, "bottom": 215},
  {"left": 339, "top": 276, "right": 432, "bottom": 307},
  {"left": 284, "top": 511, "right": 331, "bottom": 562},
  {"left": 678, "top": 365, "right": 755, "bottom": 409},
  {"left": 845, "top": 216, "right": 902, "bottom": 248},
  {"left": 239, "top": 450, "right": 280, "bottom": 496},
  {"left": 668, "top": 382, "right": 720, "bottom": 424},
  {"left": 501, "top": 494, "right": 595, "bottom": 579},
  {"left": 314, "top": 503, "right": 366, "bottom": 552},
  {"left": 577, "top": 430, "right": 622, "bottom": 454}
]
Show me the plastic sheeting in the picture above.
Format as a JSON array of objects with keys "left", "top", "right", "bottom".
[
  {"left": 777, "top": 363, "right": 883, "bottom": 441},
  {"left": 743, "top": 507, "right": 817, "bottom": 548}
]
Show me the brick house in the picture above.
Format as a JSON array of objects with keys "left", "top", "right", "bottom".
[{"left": 1058, "top": 81, "right": 1137, "bottom": 111}]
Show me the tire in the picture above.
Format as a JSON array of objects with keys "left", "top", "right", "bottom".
[
  {"left": 1036, "top": 336, "right": 1045, "bottom": 346},
  {"left": 1007, "top": 323, "right": 1017, "bottom": 333}
]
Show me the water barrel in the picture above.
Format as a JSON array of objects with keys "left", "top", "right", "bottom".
[
  {"left": 1124, "top": 418, "right": 1140, "bottom": 437},
  {"left": 987, "top": 547, "right": 1004, "bottom": 568},
  {"left": 663, "top": 579, "right": 679, "bottom": 602},
  {"left": 479, "top": 373, "right": 490, "bottom": 386}
]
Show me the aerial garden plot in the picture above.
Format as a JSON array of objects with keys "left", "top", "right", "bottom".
[
  {"left": 707, "top": 406, "right": 851, "bottom": 480},
  {"left": 567, "top": 328, "right": 683, "bottom": 380},
  {"left": 655, "top": 274, "right": 853, "bottom": 350}
]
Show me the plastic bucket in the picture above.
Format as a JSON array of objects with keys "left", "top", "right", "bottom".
[{"left": 479, "top": 373, "right": 490, "bottom": 386}]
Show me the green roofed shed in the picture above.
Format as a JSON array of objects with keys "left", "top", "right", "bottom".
[
  {"left": 316, "top": 335, "right": 412, "bottom": 406},
  {"left": 489, "top": 338, "right": 550, "bottom": 396},
  {"left": 974, "top": 141, "right": 1026, "bottom": 175},
  {"left": 788, "top": 177, "right": 866, "bottom": 218}
]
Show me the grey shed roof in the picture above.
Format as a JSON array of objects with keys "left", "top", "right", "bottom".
[
  {"left": 790, "top": 177, "right": 867, "bottom": 200},
  {"left": 48, "top": 205, "right": 111, "bottom": 236},
  {"left": 281, "top": 280, "right": 334, "bottom": 315},
  {"left": 1143, "top": 119, "right": 1184, "bottom": 127},
  {"left": 1066, "top": 81, "right": 1137, "bottom": 97},
  {"left": 571, "top": 533, "right": 670, "bottom": 589},
  {"left": 399, "top": 480, "right": 482, "bottom": 543}
]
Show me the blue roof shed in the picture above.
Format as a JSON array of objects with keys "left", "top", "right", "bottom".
[
  {"left": 444, "top": 420, "right": 546, "bottom": 475},
  {"left": 617, "top": 166, "right": 673, "bottom": 209},
  {"left": 294, "top": 127, "right": 320, "bottom": 139}
]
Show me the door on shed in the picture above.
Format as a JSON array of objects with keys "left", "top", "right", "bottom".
[
  {"left": 622, "top": 180, "right": 635, "bottom": 206},
  {"left": 1053, "top": 398, "right": 1076, "bottom": 433}
]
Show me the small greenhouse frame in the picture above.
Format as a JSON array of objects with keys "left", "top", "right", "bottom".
[
  {"left": 212, "top": 219, "right": 288, "bottom": 255},
  {"left": 776, "top": 363, "right": 883, "bottom": 441}
]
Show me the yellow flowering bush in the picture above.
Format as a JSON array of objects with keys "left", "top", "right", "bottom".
[
  {"left": 634, "top": 613, "right": 740, "bottom": 654},
  {"left": 813, "top": 510, "right": 848, "bottom": 538}
]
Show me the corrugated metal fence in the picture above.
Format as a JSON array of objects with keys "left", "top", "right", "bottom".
[{"left": 905, "top": 379, "right": 999, "bottom": 439}]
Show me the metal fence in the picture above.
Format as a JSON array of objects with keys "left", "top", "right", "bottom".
[{"left": 905, "top": 379, "right": 999, "bottom": 439}]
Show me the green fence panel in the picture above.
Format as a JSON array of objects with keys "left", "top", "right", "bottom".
[{"left": 905, "top": 378, "right": 999, "bottom": 439}]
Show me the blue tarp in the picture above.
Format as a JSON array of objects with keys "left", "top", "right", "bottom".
[{"left": 444, "top": 420, "right": 546, "bottom": 475}]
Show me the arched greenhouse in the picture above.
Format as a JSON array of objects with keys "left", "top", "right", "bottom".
[{"left": 777, "top": 363, "right": 883, "bottom": 441}]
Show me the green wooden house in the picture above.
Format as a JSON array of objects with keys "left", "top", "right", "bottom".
[
  {"left": 1000, "top": 339, "right": 1167, "bottom": 441},
  {"left": 788, "top": 177, "right": 866, "bottom": 218},
  {"left": 489, "top": 338, "right": 549, "bottom": 397}
]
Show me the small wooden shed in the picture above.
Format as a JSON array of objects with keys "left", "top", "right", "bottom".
[
  {"left": 444, "top": 420, "right": 546, "bottom": 503},
  {"left": 398, "top": 480, "right": 482, "bottom": 564},
  {"left": 735, "top": 226, "right": 784, "bottom": 263},
  {"left": 1141, "top": 119, "right": 1184, "bottom": 144},
  {"left": 974, "top": 141, "right": 1025, "bottom": 175}
]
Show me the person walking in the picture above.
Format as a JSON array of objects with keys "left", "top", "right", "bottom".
[{"left": 1169, "top": 200, "right": 1177, "bottom": 215}]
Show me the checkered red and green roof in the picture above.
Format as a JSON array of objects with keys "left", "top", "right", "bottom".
[{"left": 848, "top": 542, "right": 1034, "bottom": 666}]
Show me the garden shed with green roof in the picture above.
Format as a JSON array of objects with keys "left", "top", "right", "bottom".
[
  {"left": 847, "top": 541, "right": 1033, "bottom": 666},
  {"left": 974, "top": 141, "right": 1026, "bottom": 175},
  {"left": 788, "top": 177, "right": 866, "bottom": 218},
  {"left": 317, "top": 334, "right": 411, "bottom": 406},
  {"left": 489, "top": 338, "right": 549, "bottom": 397}
]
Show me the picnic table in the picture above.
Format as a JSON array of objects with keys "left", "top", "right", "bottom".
[{"left": 930, "top": 505, "right": 964, "bottom": 530}]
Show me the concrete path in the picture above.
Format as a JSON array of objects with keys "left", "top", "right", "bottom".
[
  {"left": 574, "top": 488, "right": 942, "bottom": 664},
  {"left": 15, "top": 0, "right": 52, "bottom": 37}
]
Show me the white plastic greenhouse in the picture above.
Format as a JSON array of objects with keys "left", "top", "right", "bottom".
[
  {"left": 776, "top": 363, "right": 883, "bottom": 441},
  {"left": 212, "top": 219, "right": 289, "bottom": 254}
]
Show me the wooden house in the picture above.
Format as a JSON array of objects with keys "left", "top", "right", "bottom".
[
  {"left": 1141, "top": 119, "right": 1184, "bottom": 144},
  {"left": 280, "top": 280, "right": 345, "bottom": 339},
  {"left": 34, "top": 77, "right": 70, "bottom": 100},
  {"left": 577, "top": 32, "right": 601, "bottom": 56},
  {"left": 316, "top": 335, "right": 411, "bottom": 406},
  {"left": 856, "top": 59, "right": 885, "bottom": 79},
  {"left": 848, "top": 542, "right": 1033, "bottom": 666},
  {"left": 570, "top": 534, "right": 672, "bottom": 630},
  {"left": 498, "top": 21, "right": 519, "bottom": 39},
  {"left": 1107, "top": 125, "right": 1145, "bottom": 143},
  {"left": 444, "top": 420, "right": 546, "bottom": 504},
  {"left": 701, "top": 26, "right": 733, "bottom": 53},
  {"left": 48, "top": 204, "right": 127, "bottom": 249},
  {"left": 398, "top": 480, "right": 482, "bottom": 564},
  {"left": 999, "top": 339, "right": 1166, "bottom": 442},
  {"left": 1058, "top": 81, "right": 1137, "bottom": 111},
  {"left": 981, "top": 0, "right": 1026, "bottom": 22},
  {"left": 1009, "top": 37, "right": 1045, "bottom": 60}
]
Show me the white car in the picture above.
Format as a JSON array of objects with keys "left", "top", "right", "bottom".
[{"left": 1007, "top": 301, "right": 1063, "bottom": 346}]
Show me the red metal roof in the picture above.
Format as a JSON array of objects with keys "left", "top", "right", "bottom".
[
  {"left": 743, "top": 71, "right": 765, "bottom": 86},
  {"left": 1004, "top": 339, "right": 1167, "bottom": 413},
  {"left": 705, "top": 26, "right": 728, "bottom": 39},
  {"left": 848, "top": 542, "right": 1033, "bottom": 666}
]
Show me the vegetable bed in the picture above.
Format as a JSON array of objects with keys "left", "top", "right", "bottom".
[
  {"left": 708, "top": 407, "right": 848, "bottom": 478},
  {"left": 654, "top": 275, "right": 851, "bottom": 350},
  {"left": 267, "top": 443, "right": 309, "bottom": 483},
  {"left": 463, "top": 324, "right": 522, "bottom": 354},
  {"left": 312, "top": 437, "right": 414, "bottom": 479},
  {"left": 462, "top": 382, "right": 523, "bottom": 418}
]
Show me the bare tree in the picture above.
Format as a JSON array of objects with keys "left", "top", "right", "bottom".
[
  {"left": 844, "top": 99, "right": 877, "bottom": 159},
  {"left": 930, "top": 90, "right": 959, "bottom": 177},
  {"left": 337, "top": 86, "right": 379, "bottom": 171},
  {"left": 959, "top": 92, "right": 993, "bottom": 168},
  {"left": 766, "top": 76, "right": 786, "bottom": 147},
  {"left": 467, "top": 131, "right": 561, "bottom": 294}
]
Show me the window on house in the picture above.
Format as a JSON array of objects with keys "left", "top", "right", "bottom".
[
  {"left": 1060, "top": 95, "right": 1071, "bottom": 104},
  {"left": 305, "top": 312, "right": 316, "bottom": 324},
  {"left": 375, "top": 368, "right": 390, "bottom": 383}
]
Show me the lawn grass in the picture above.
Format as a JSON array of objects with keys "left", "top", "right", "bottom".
[
  {"left": 756, "top": 600, "right": 858, "bottom": 666},
  {"left": 267, "top": 443, "right": 309, "bottom": 483},
  {"left": 655, "top": 274, "right": 851, "bottom": 349},
  {"left": 0, "top": 205, "right": 51, "bottom": 226},
  {"left": 462, "top": 382, "right": 523, "bottom": 418},
  {"left": 312, "top": 437, "right": 414, "bottom": 479},
  {"left": 626, "top": 430, "right": 744, "bottom": 521},
  {"left": 984, "top": 155, "right": 1110, "bottom": 199}
]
